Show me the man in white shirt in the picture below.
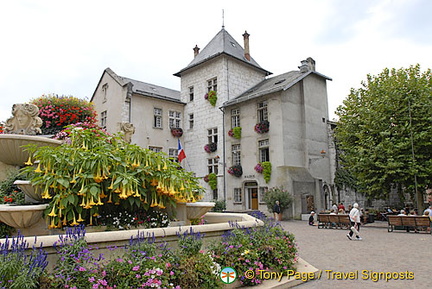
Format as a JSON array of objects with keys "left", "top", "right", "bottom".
[{"left": 347, "top": 203, "right": 362, "bottom": 241}]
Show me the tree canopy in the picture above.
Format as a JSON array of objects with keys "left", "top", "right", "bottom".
[{"left": 335, "top": 64, "right": 432, "bottom": 202}]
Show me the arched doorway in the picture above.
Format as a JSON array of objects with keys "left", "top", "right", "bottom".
[{"left": 244, "top": 181, "right": 258, "bottom": 210}]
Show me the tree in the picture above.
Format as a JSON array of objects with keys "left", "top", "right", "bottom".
[{"left": 335, "top": 64, "right": 432, "bottom": 209}]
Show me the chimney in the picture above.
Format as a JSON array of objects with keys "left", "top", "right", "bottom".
[
  {"left": 299, "top": 57, "right": 316, "bottom": 73},
  {"left": 193, "top": 45, "right": 200, "bottom": 58},
  {"left": 242, "top": 31, "right": 250, "bottom": 61}
]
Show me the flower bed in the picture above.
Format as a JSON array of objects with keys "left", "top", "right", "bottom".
[
  {"left": 0, "top": 212, "right": 298, "bottom": 288},
  {"left": 254, "top": 120, "right": 270, "bottom": 134}
]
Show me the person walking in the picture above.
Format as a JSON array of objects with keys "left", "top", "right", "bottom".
[
  {"left": 273, "top": 201, "right": 281, "bottom": 221},
  {"left": 347, "top": 203, "right": 362, "bottom": 240}
]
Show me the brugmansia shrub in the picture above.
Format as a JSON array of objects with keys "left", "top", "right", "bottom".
[
  {"left": 31, "top": 94, "right": 97, "bottom": 135},
  {"left": 22, "top": 125, "right": 204, "bottom": 229}
]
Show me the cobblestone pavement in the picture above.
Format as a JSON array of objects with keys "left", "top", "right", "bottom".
[{"left": 279, "top": 220, "right": 430, "bottom": 289}]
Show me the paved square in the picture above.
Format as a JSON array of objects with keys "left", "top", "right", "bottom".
[{"left": 280, "top": 220, "right": 430, "bottom": 288}]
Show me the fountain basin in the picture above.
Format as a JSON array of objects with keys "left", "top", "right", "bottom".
[
  {"left": 0, "top": 204, "right": 48, "bottom": 228},
  {"left": 13, "top": 180, "right": 43, "bottom": 202},
  {"left": 186, "top": 201, "right": 215, "bottom": 219},
  {"left": 0, "top": 134, "right": 62, "bottom": 166}
]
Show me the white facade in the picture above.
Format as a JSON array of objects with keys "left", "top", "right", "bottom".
[{"left": 91, "top": 28, "right": 334, "bottom": 218}]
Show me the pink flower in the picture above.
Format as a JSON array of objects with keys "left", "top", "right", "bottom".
[
  {"left": 132, "top": 265, "right": 140, "bottom": 271},
  {"left": 78, "top": 266, "right": 86, "bottom": 271}
]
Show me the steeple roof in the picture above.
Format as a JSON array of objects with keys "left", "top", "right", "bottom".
[{"left": 174, "top": 28, "right": 271, "bottom": 77}]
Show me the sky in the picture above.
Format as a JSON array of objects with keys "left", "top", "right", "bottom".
[{"left": 1, "top": 0, "right": 431, "bottom": 122}]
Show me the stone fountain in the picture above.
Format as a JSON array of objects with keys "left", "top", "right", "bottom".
[{"left": 0, "top": 103, "right": 61, "bottom": 234}]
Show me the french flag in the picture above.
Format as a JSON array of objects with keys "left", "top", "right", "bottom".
[{"left": 177, "top": 139, "right": 186, "bottom": 163}]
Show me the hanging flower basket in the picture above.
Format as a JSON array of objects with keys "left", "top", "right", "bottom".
[
  {"left": 203, "top": 175, "right": 209, "bottom": 182},
  {"left": 204, "top": 142, "right": 217, "bottom": 153},
  {"left": 228, "top": 165, "right": 243, "bottom": 177},
  {"left": 254, "top": 120, "right": 270, "bottom": 134},
  {"left": 254, "top": 163, "right": 264, "bottom": 173},
  {"left": 204, "top": 90, "right": 217, "bottom": 106},
  {"left": 171, "top": 128, "right": 183, "bottom": 137},
  {"left": 228, "top": 127, "right": 242, "bottom": 139}
]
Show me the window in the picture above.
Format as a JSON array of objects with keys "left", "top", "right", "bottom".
[
  {"left": 100, "top": 110, "right": 107, "bottom": 129},
  {"left": 207, "top": 78, "right": 217, "bottom": 92},
  {"left": 154, "top": 108, "right": 162, "bottom": 128},
  {"left": 208, "top": 158, "right": 218, "bottom": 174},
  {"left": 169, "top": 111, "right": 181, "bottom": 128},
  {"left": 232, "top": 144, "right": 241, "bottom": 166},
  {"left": 259, "top": 187, "right": 268, "bottom": 204},
  {"left": 259, "top": 139, "right": 270, "bottom": 162},
  {"left": 234, "top": 188, "right": 242, "bottom": 203},
  {"left": 102, "top": 83, "right": 108, "bottom": 103},
  {"left": 231, "top": 108, "right": 240, "bottom": 128},
  {"left": 189, "top": 114, "right": 194, "bottom": 129},
  {"left": 149, "top": 146, "right": 162, "bottom": 153},
  {"left": 169, "top": 148, "right": 178, "bottom": 162},
  {"left": 257, "top": 101, "right": 268, "bottom": 122},
  {"left": 208, "top": 128, "right": 218, "bottom": 144},
  {"left": 189, "top": 86, "right": 194, "bottom": 101}
]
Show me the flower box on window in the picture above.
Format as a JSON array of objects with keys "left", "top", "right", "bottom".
[
  {"left": 171, "top": 127, "right": 183, "bottom": 137},
  {"left": 204, "top": 90, "right": 217, "bottom": 106},
  {"left": 254, "top": 120, "right": 270, "bottom": 134},
  {"left": 204, "top": 142, "right": 217, "bottom": 153},
  {"left": 227, "top": 165, "right": 243, "bottom": 177},
  {"left": 254, "top": 163, "right": 264, "bottom": 173},
  {"left": 228, "top": 127, "right": 242, "bottom": 139}
]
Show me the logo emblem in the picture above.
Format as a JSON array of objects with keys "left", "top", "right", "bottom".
[{"left": 220, "top": 267, "right": 237, "bottom": 284}]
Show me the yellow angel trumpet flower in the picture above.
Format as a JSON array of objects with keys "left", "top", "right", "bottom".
[
  {"left": 34, "top": 163, "right": 42, "bottom": 173},
  {"left": 77, "top": 213, "right": 84, "bottom": 222},
  {"left": 107, "top": 193, "right": 113, "bottom": 203},
  {"left": 70, "top": 216, "right": 79, "bottom": 226},
  {"left": 150, "top": 197, "right": 158, "bottom": 207},
  {"left": 62, "top": 216, "right": 68, "bottom": 226},
  {"left": 107, "top": 178, "right": 115, "bottom": 190},
  {"left": 47, "top": 206, "right": 57, "bottom": 217},
  {"left": 48, "top": 218, "right": 56, "bottom": 229},
  {"left": 99, "top": 192, "right": 107, "bottom": 199},
  {"left": 79, "top": 197, "right": 86, "bottom": 207},
  {"left": 41, "top": 189, "right": 51, "bottom": 199},
  {"left": 96, "top": 195, "right": 103, "bottom": 206},
  {"left": 162, "top": 162, "right": 167, "bottom": 170},
  {"left": 24, "top": 155, "right": 33, "bottom": 166},
  {"left": 133, "top": 190, "right": 141, "bottom": 197}
]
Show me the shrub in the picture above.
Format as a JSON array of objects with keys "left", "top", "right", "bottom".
[
  {"left": 262, "top": 161, "right": 272, "bottom": 183},
  {"left": 262, "top": 187, "right": 293, "bottom": 214},
  {"left": 212, "top": 199, "right": 226, "bottom": 212}
]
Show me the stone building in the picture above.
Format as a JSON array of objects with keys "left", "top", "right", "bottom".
[{"left": 91, "top": 27, "right": 334, "bottom": 218}]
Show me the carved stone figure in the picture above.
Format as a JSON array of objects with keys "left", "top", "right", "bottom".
[
  {"left": 119, "top": 122, "right": 135, "bottom": 143},
  {"left": 4, "top": 104, "right": 42, "bottom": 135}
]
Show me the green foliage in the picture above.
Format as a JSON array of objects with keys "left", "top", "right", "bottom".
[
  {"left": 208, "top": 172, "right": 217, "bottom": 190},
  {"left": 21, "top": 125, "right": 204, "bottom": 229},
  {"left": 232, "top": 126, "right": 242, "bottom": 139},
  {"left": 262, "top": 161, "right": 272, "bottom": 183},
  {"left": 206, "top": 90, "right": 217, "bottom": 107},
  {"left": 263, "top": 187, "right": 292, "bottom": 213},
  {"left": 335, "top": 64, "right": 432, "bottom": 200},
  {"left": 211, "top": 199, "right": 226, "bottom": 212},
  {"left": 0, "top": 171, "right": 26, "bottom": 205},
  {"left": 0, "top": 234, "right": 47, "bottom": 289},
  {"left": 210, "top": 216, "right": 297, "bottom": 286}
]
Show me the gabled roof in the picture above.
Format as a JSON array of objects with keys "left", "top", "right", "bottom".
[
  {"left": 174, "top": 28, "right": 271, "bottom": 77},
  {"left": 223, "top": 70, "right": 332, "bottom": 107},
  {"left": 91, "top": 68, "right": 182, "bottom": 103}
]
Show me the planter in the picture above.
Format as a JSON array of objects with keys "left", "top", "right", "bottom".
[
  {"left": 0, "top": 204, "right": 48, "bottom": 228},
  {"left": 0, "top": 134, "right": 62, "bottom": 166},
  {"left": 254, "top": 120, "right": 270, "bottom": 134},
  {"left": 186, "top": 202, "right": 215, "bottom": 219},
  {"left": 171, "top": 128, "right": 183, "bottom": 137},
  {"left": 204, "top": 142, "right": 217, "bottom": 153},
  {"left": 228, "top": 165, "right": 243, "bottom": 177},
  {"left": 13, "top": 180, "right": 43, "bottom": 202}
]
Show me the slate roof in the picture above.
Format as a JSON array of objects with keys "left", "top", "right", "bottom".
[
  {"left": 174, "top": 28, "right": 271, "bottom": 77},
  {"left": 92, "top": 68, "right": 182, "bottom": 103},
  {"left": 223, "top": 70, "right": 332, "bottom": 107}
]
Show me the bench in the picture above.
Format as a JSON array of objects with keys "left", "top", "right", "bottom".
[
  {"left": 387, "top": 215, "right": 431, "bottom": 234},
  {"left": 317, "top": 214, "right": 351, "bottom": 229}
]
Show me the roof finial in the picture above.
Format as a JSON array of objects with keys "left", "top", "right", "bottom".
[{"left": 222, "top": 9, "right": 225, "bottom": 29}]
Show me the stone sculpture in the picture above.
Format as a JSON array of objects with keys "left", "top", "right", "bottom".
[
  {"left": 4, "top": 103, "right": 43, "bottom": 135},
  {"left": 119, "top": 122, "right": 135, "bottom": 143}
]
